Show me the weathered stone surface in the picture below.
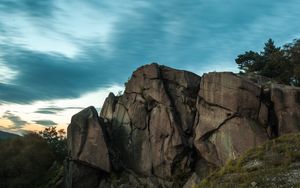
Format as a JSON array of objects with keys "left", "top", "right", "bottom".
[
  {"left": 149, "top": 105, "right": 183, "bottom": 177},
  {"left": 199, "top": 72, "right": 261, "bottom": 118},
  {"left": 68, "top": 106, "right": 111, "bottom": 172},
  {"left": 271, "top": 84, "right": 300, "bottom": 134},
  {"left": 101, "top": 63, "right": 201, "bottom": 178},
  {"left": 198, "top": 117, "right": 268, "bottom": 166},
  {"left": 194, "top": 72, "right": 269, "bottom": 166},
  {"left": 100, "top": 92, "right": 118, "bottom": 122}
]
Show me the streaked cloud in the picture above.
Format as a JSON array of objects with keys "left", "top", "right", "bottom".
[
  {"left": 0, "top": 0, "right": 57, "bottom": 18},
  {"left": 33, "top": 120, "right": 57, "bottom": 126},
  {"left": 34, "top": 106, "right": 83, "bottom": 114},
  {"left": 2, "top": 111, "right": 27, "bottom": 128},
  {"left": 0, "top": 45, "right": 125, "bottom": 104},
  {"left": 34, "top": 110, "right": 57, "bottom": 115}
]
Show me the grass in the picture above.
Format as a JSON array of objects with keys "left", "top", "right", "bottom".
[{"left": 197, "top": 133, "right": 300, "bottom": 188}]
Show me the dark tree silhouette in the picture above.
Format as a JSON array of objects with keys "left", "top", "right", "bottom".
[
  {"left": 39, "top": 126, "right": 67, "bottom": 163},
  {"left": 236, "top": 38, "right": 299, "bottom": 85}
]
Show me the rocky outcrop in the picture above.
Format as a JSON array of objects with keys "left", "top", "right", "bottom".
[
  {"left": 100, "top": 63, "right": 201, "bottom": 178},
  {"left": 65, "top": 63, "right": 300, "bottom": 188},
  {"left": 66, "top": 106, "right": 111, "bottom": 188},
  {"left": 193, "top": 72, "right": 269, "bottom": 166}
]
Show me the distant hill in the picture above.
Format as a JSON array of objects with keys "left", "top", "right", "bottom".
[{"left": 0, "top": 131, "right": 19, "bottom": 140}]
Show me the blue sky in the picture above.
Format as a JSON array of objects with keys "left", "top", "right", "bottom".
[{"left": 1, "top": 0, "right": 300, "bottom": 134}]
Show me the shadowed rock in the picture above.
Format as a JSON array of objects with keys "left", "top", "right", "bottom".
[
  {"left": 67, "top": 106, "right": 111, "bottom": 172},
  {"left": 271, "top": 84, "right": 300, "bottom": 135},
  {"left": 100, "top": 92, "right": 118, "bottom": 122}
]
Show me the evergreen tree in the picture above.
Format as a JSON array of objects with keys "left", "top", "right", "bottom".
[
  {"left": 236, "top": 38, "right": 295, "bottom": 85},
  {"left": 235, "top": 51, "right": 263, "bottom": 73},
  {"left": 284, "top": 39, "right": 300, "bottom": 86}
]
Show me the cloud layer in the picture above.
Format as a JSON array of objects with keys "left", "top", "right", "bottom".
[
  {"left": 2, "top": 111, "right": 27, "bottom": 128},
  {"left": 1, "top": 1, "right": 299, "bottom": 104}
]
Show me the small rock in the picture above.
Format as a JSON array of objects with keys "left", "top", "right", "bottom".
[
  {"left": 250, "top": 181, "right": 257, "bottom": 187},
  {"left": 128, "top": 174, "right": 139, "bottom": 185}
]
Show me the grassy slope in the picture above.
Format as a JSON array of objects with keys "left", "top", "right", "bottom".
[{"left": 197, "top": 133, "right": 300, "bottom": 188}]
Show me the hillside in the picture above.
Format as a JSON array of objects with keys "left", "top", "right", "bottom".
[
  {"left": 198, "top": 133, "right": 300, "bottom": 188},
  {"left": 0, "top": 130, "right": 19, "bottom": 140}
]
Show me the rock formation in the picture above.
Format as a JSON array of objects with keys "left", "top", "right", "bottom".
[
  {"left": 193, "top": 72, "right": 269, "bottom": 166},
  {"left": 100, "top": 64, "right": 201, "bottom": 178},
  {"left": 65, "top": 63, "right": 300, "bottom": 188},
  {"left": 65, "top": 107, "right": 110, "bottom": 188}
]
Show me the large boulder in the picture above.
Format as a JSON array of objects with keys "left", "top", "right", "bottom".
[
  {"left": 100, "top": 63, "right": 201, "bottom": 178},
  {"left": 194, "top": 72, "right": 269, "bottom": 166},
  {"left": 67, "top": 106, "right": 111, "bottom": 172}
]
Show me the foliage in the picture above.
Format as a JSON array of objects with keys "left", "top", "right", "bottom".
[
  {"left": 39, "top": 161, "right": 64, "bottom": 188},
  {"left": 236, "top": 38, "right": 300, "bottom": 86},
  {"left": 0, "top": 133, "right": 55, "bottom": 188},
  {"left": 39, "top": 126, "right": 67, "bottom": 163},
  {"left": 0, "top": 127, "right": 67, "bottom": 188}
]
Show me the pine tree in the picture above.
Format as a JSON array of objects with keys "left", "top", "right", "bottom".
[{"left": 236, "top": 38, "right": 292, "bottom": 85}]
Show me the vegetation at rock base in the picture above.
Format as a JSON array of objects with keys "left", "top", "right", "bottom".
[
  {"left": 197, "top": 133, "right": 300, "bottom": 188},
  {"left": 39, "top": 126, "right": 67, "bottom": 163},
  {"left": 236, "top": 38, "right": 300, "bottom": 86},
  {"left": 0, "top": 127, "right": 66, "bottom": 188}
]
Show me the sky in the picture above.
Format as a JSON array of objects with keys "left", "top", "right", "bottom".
[{"left": 1, "top": 0, "right": 300, "bottom": 135}]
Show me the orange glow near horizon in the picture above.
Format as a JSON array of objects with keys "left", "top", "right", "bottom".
[
  {"left": 0, "top": 117, "right": 68, "bottom": 135},
  {"left": 0, "top": 85, "right": 124, "bottom": 135},
  {"left": 21, "top": 123, "right": 68, "bottom": 133}
]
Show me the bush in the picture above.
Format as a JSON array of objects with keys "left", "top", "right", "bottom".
[
  {"left": 39, "top": 126, "right": 67, "bottom": 163},
  {"left": 0, "top": 133, "right": 55, "bottom": 188}
]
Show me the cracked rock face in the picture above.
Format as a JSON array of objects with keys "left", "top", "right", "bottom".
[
  {"left": 100, "top": 63, "right": 201, "bottom": 177},
  {"left": 67, "top": 106, "right": 111, "bottom": 172},
  {"left": 66, "top": 106, "right": 111, "bottom": 188},
  {"left": 194, "top": 72, "right": 269, "bottom": 166},
  {"left": 66, "top": 64, "right": 300, "bottom": 187}
]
